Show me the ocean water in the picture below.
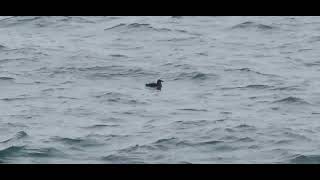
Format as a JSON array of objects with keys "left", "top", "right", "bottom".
[{"left": 1, "top": 16, "right": 320, "bottom": 164}]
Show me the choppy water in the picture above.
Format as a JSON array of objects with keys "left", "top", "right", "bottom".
[{"left": 1, "top": 16, "right": 320, "bottom": 164}]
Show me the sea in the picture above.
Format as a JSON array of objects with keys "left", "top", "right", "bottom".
[{"left": 1, "top": 16, "right": 320, "bottom": 164}]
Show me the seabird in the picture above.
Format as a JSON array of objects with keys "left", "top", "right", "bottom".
[{"left": 146, "top": 79, "right": 164, "bottom": 90}]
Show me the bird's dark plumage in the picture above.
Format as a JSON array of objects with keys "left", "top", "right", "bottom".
[{"left": 146, "top": 79, "right": 164, "bottom": 90}]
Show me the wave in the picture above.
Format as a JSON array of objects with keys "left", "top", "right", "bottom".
[
  {"left": 224, "top": 68, "right": 279, "bottom": 77},
  {"left": 93, "top": 92, "right": 147, "bottom": 105},
  {"left": 112, "top": 137, "right": 227, "bottom": 159},
  {"left": 196, "top": 140, "right": 224, "bottom": 146},
  {"left": 244, "top": 84, "right": 272, "bottom": 89},
  {"left": 44, "top": 65, "right": 158, "bottom": 79},
  {"left": 151, "top": 137, "right": 193, "bottom": 150},
  {"left": 158, "top": 37, "right": 199, "bottom": 43},
  {"left": 82, "top": 124, "right": 120, "bottom": 129},
  {"left": 308, "top": 36, "right": 320, "bottom": 43},
  {"left": 0, "top": 131, "right": 28, "bottom": 144},
  {"left": 172, "top": 71, "right": 217, "bottom": 81},
  {"left": 273, "top": 139, "right": 293, "bottom": 145},
  {"left": 101, "top": 154, "right": 143, "bottom": 164},
  {"left": 234, "top": 124, "right": 257, "bottom": 131},
  {"left": 231, "top": 21, "right": 276, "bottom": 31},
  {"left": 109, "top": 54, "right": 129, "bottom": 58},
  {"left": 221, "top": 84, "right": 273, "bottom": 90},
  {"left": 0, "top": 146, "right": 25, "bottom": 159},
  {"left": 0, "top": 97, "right": 32, "bottom": 102},
  {"left": 283, "top": 131, "right": 310, "bottom": 141},
  {"left": 56, "top": 96, "right": 78, "bottom": 100},
  {"left": 92, "top": 68, "right": 157, "bottom": 79},
  {"left": 288, "top": 154, "right": 320, "bottom": 164},
  {"left": 271, "top": 86, "right": 302, "bottom": 91},
  {"left": 0, "top": 16, "right": 97, "bottom": 28},
  {"left": 152, "top": 137, "right": 226, "bottom": 149},
  {"left": 178, "top": 108, "right": 208, "bottom": 112},
  {"left": 304, "top": 61, "right": 320, "bottom": 67},
  {"left": 85, "top": 134, "right": 130, "bottom": 142},
  {"left": 235, "top": 137, "right": 255, "bottom": 143},
  {"left": 0, "top": 145, "right": 66, "bottom": 161},
  {"left": 170, "top": 120, "right": 213, "bottom": 130},
  {"left": 6, "top": 123, "right": 28, "bottom": 128},
  {"left": 99, "top": 117, "right": 125, "bottom": 123},
  {"left": 0, "top": 16, "right": 42, "bottom": 27},
  {"left": 0, "top": 44, "right": 7, "bottom": 50},
  {"left": 51, "top": 136, "right": 104, "bottom": 147},
  {"left": 104, "top": 23, "right": 172, "bottom": 33},
  {"left": 272, "top": 97, "right": 310, "bottom": 105},
  {"left": 0, "top": 58, "right": 36, "bottom": 66},
  {"left": 94, "top": 92, "right": 125, "bottom": 98},
  {"left": 25, "top": 147, "right": 66, "bottom": 158},
  {"left": 0, "top": 77, "right": 15, "bottom": 81},
  {"left": 104, "top": 22, "right": 194, "bottom": 35},
  {"left": 161, "top": 62, "right": 195, "bottom": 70},
  {"left": 172, "top": 120, "right": 211, "bottom": 126}
]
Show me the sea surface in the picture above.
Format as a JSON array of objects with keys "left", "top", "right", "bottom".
[{"left": 1, "top": 16, "right": 320, "bottom": 164}]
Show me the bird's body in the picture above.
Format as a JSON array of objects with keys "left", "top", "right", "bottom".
[{"left": 146, "top": 79, "right": 164, "bottom": 90}]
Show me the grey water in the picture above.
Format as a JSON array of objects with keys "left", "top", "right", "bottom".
[{"left": 1, "top": 16, "right": 320, "bottom": 164}]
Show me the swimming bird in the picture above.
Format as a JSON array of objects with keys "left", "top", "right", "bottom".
[{"left": 146, "top": 79, "right": 164, "bottom": 90}]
